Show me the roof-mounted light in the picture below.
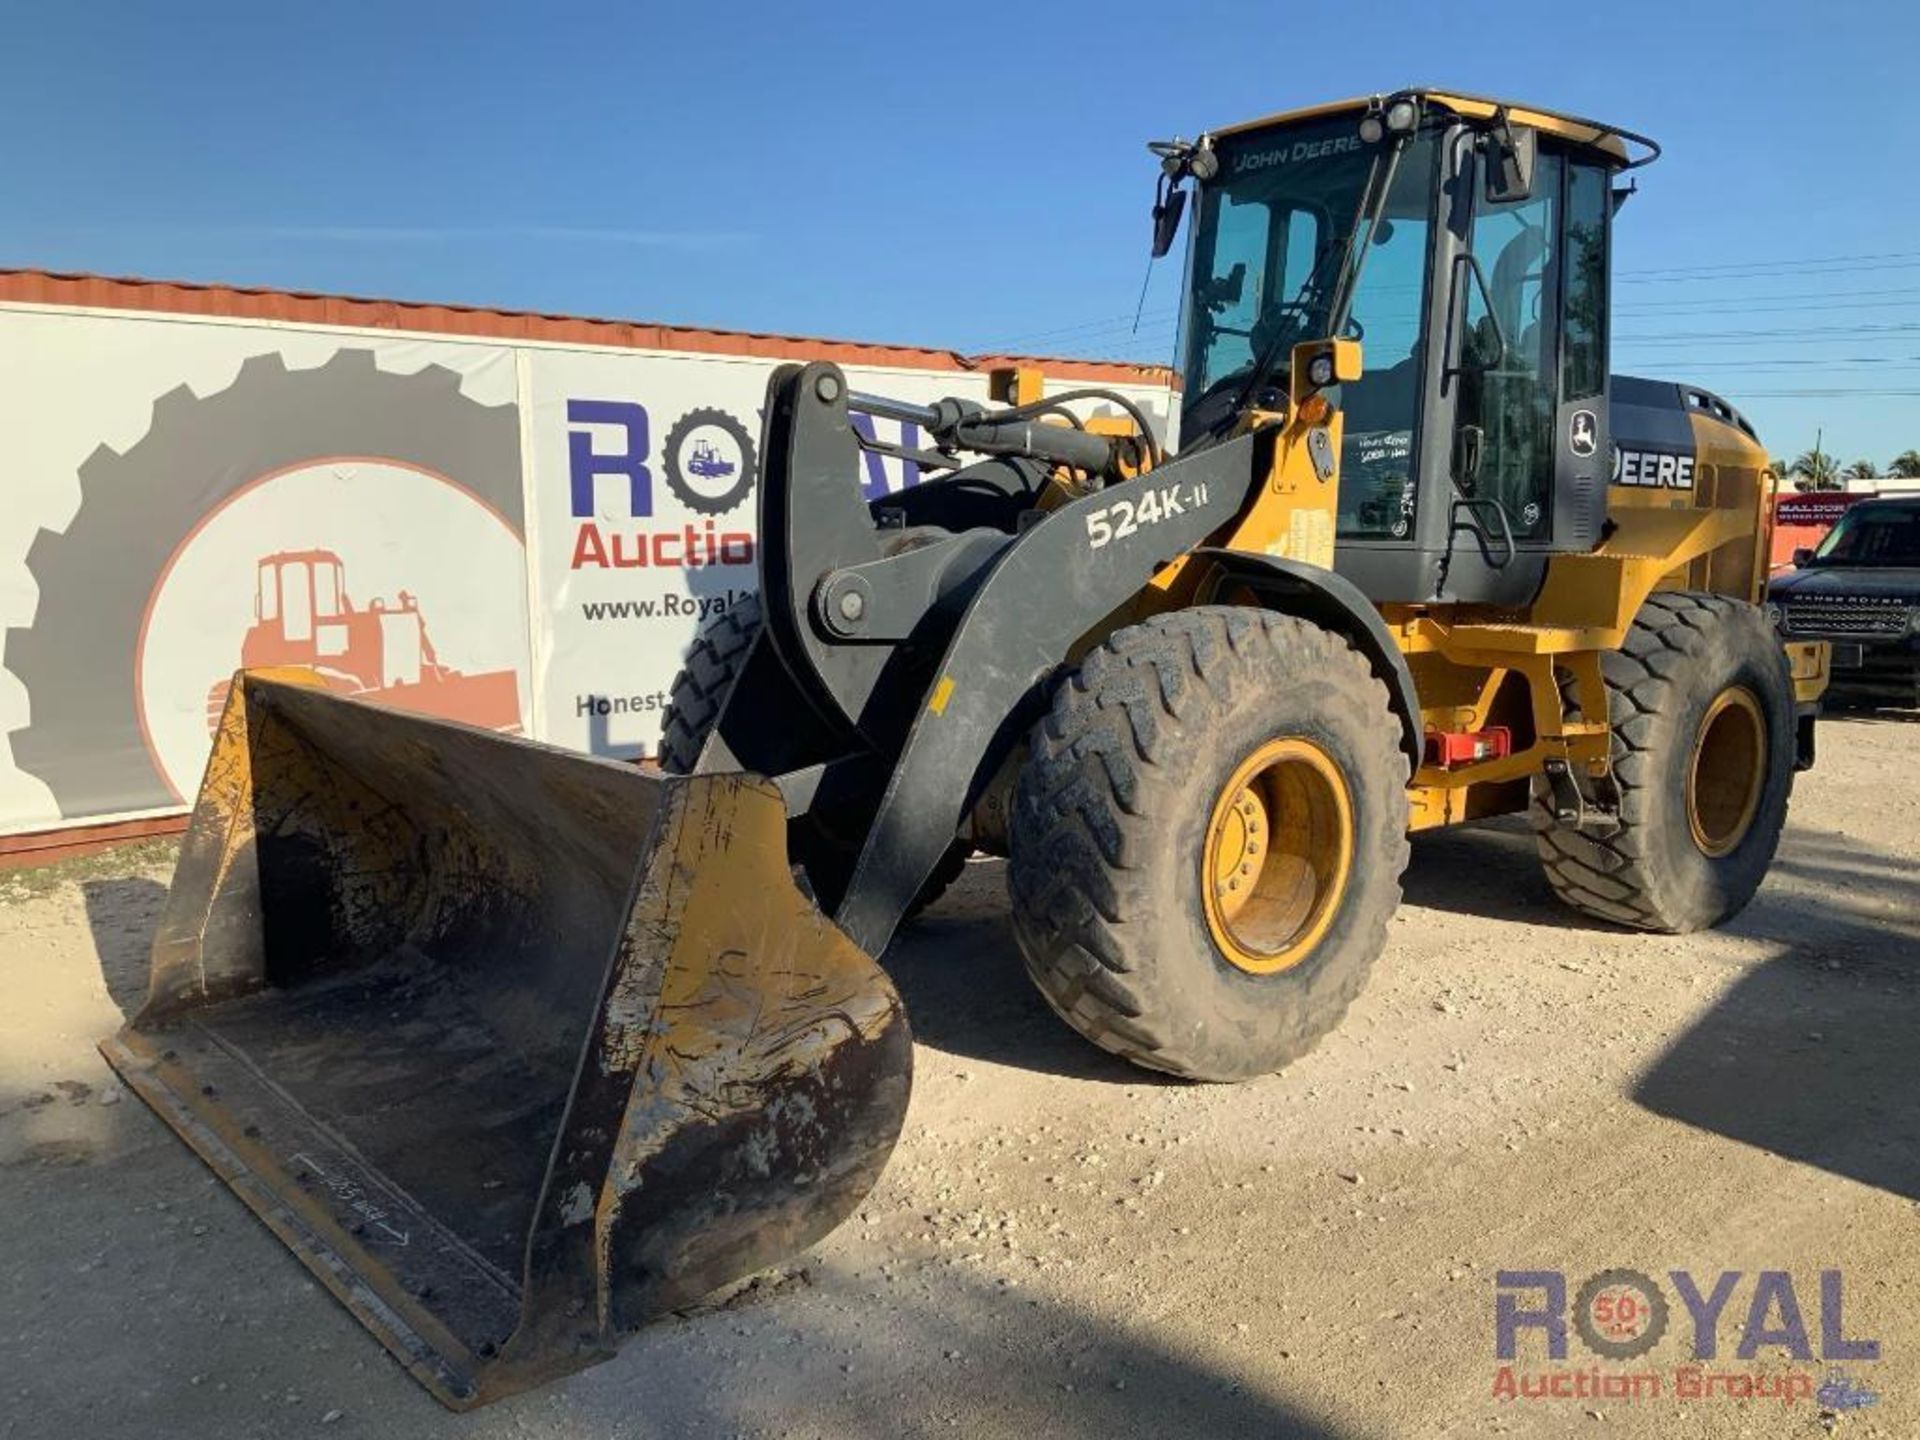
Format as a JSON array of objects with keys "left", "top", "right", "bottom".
[
  {"left": 1148, "top": 135, "right": 1218, "bottom": 183},
  {"left": 1359, "top": 95, "right": 1419, "bottom": 145}
]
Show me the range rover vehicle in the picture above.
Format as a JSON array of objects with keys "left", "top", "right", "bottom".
[{"left": 1769, "top": 495, "right": 1920, "bottom": 707}]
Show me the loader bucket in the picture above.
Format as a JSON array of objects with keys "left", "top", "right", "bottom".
[{"left": 100, "top": 672, "right": 911, "bottom": 1409}]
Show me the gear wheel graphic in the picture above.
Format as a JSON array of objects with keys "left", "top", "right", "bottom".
[
  {"left": 3, "top": 348, "right": 522, "bottom": 819},
  {"left": 1573, "top": 1267, "right": 1670, "bottom": 1360},
  {"left": 662, "top": 406, "right": 757, "bottom": 516}
]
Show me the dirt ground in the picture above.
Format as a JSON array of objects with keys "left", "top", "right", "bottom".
[{"left": 1, "top": 714, "right": 1915, "bottom": 1440}]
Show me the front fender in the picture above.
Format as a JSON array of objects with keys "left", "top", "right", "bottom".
[
  {"left": 1187, "top": 548, "right": 1423, "bottom": 771},
  {"left": 832, "top": 440, "right": 1262, "bottom": 955}
]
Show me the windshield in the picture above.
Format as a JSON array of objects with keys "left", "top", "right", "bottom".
[
  {"left": 1182, "top": 119, "right": 1375, "bottom": 408},
  {"left": 1180, "top": 116, "right": 1437, "bottom": 441},
  {"left": 1810, "top": 504, "right": 1920, "bottom": 566}
]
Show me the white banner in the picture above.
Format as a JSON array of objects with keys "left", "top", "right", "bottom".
[
  {"left": 0, "top": 307, "right": 530, "bottom": 834},
  {"left": 524, "top": 350, "right": 1175, "bottom": 759},
  {"left": 0, "top": 296, "right": 1175, "bottom": 833}
]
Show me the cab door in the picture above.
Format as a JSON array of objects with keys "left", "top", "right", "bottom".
[{"left": 1450, "top": 144, "right": 1613, "bottom": 568}]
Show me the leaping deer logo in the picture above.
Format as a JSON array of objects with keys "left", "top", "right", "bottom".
[{"left": 1570, "top": 410, "right": 1598, "bottom": 457}]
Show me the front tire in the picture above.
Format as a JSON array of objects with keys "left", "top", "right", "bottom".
[
  {"left": 657, "top": 595, "right": 763, "bottom": 774},
  {"left": 1533, "top": 591, "right": 1795, "bottom": 932},
  {"left": 1007, "top": 607, "right": 1411, "bottom": 1081},
  {"left": 658, "top": 594, "right": 968, "bottom": 918}
]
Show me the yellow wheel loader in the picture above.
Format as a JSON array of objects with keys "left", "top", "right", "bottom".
[{"left": 102, "top": 89, "right": 1829, "bottom": 1406}]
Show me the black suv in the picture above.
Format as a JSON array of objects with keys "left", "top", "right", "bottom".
[{"left": 1768, "top": 495, "right": 1920, "bottom": 707}]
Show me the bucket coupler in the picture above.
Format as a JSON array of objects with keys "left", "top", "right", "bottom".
[
  {"left": 700, "top": 361, "right": 1264, "bottom": 956},
  {"left": 100, "top": 672, "right": 911, "bottom": 1408}
]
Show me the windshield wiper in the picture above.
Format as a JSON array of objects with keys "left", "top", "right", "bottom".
[
  {"left": 1226, "top": 132, "right": 1410, "bottom": 423},
  {"left": 1223, "top": 250, "right": 1341, "bottom": 420}
]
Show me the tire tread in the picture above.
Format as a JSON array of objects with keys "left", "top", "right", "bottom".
[
  {"left": 1533, "top": 592, "right": 1793, "bottom": 933},
  {"left": 1010, "top": 607, "right": 1410, "bottom": 1079}
]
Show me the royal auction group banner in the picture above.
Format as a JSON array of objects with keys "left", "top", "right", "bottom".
[{"left": 0, "top": 288, "right": 1174, "bottom": 837}]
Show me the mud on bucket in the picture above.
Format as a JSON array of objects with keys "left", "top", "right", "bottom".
[{"left": 100, "top": 672, "right": 911, "bottom": 1408}]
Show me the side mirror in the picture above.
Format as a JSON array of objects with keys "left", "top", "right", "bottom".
[
  {"left": 1484, "top": 123, "right": 1538, "bottom": 205},
  {"left": 1151, "top": 185, "right": 1188, "bottom": 259},
  {"left": 1200, "top": 261, "right": 1246, "bottom": 308},
  {"left": 1792, "top": 546, "right": 1814, "bottom": 568}
]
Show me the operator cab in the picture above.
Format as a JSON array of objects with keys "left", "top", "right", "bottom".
[{"left": 1159, "top": 90, "right": 1658, "bottom": 606}]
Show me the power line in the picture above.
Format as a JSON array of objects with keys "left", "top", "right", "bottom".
[
  {"left": 1013, "top": 325, "right": 1182, "bottom": 356},
  {"left": 1644, "top": 356, "right": 1920, "bottom": 371},
  {"left": 983, "top": 313, "right": 1176, "bottom": 350},
  {"left": 1616, "top": 288, "right": 1920, "bottom": 316},
  {"left": 1617, "top": 321, "right": 1920, "bottom": 344},
  {"left": 1622, "top": 259, "right": 1920, "bottom": 285},
  {"left": 1618, "top": 248, "right": 1920, "bottom": 279},
  {"left": 1711, "top": 387, "right": 1920, "bottom": 397},
  {"left": 992, "top": 303, "right": 1920, "bottom": 360},
  {"left": 979, "top": 310, "right": 1181, "bottom": 352},
  {"left": 980, "top": 246, "right": 1920, "bottom": 363}
]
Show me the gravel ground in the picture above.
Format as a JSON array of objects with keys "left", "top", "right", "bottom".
[{"left": 1, "top": 713, "right": 1915, "bottom": 1440}]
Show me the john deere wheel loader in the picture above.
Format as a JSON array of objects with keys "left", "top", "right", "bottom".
[{"left": 102, "top": 89, "right": 1829, "bottom": 1406}]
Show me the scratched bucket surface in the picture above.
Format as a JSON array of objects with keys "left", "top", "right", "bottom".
[{"left": 100, "top": 673, "right": 911, "bottom": 1409}]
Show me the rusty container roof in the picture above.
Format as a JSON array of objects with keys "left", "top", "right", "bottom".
[{"left": 0, "top": 268, "right": 1174, "bottom": 387}]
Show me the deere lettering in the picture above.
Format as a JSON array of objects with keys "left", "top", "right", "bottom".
[
  {"left": 1613, "top": 446, "right": 1696, "bottom": 489},
  {"left": 1230, "top": 133, "right": 1363, "bottom": 174}
]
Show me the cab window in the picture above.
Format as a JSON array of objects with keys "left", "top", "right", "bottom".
[
  {"left": 1454, "top": 150, "right": 1564, "bottom": 542},
  {"left": 1561, "top": 162, "right": 1609, "bottom": 402},
  {"left": 1336, "top": 151, "right": 1437, "bottom": 540}
]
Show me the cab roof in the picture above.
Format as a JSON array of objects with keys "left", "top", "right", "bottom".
[{"left": 1210, "top": 89, "right": 1659, "bottom": 170}]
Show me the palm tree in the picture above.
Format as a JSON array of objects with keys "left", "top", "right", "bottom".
[
  {"left": 1890, "top": 449, "right": 1920, "bottom": 479},
  {"left": 1768, "top": 456, "right": 1798, "bottom": 487},
  {"left": 1791, "top": 448, "right": 1842, "bottom": 491},
  {"left": 1845, "top": 459, "right": 1878, "bottom": 481}
]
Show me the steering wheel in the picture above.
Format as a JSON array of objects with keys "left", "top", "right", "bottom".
[
  {"left": 1241, "top": 300, "right": 1317, "bottom": 354},
  {"left": 1218, "top": 304, "right": 1359, "bottom": 352}
]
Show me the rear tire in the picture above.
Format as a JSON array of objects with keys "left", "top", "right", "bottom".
[
  {"left": 1532, "top": 592, "right": 1795, "bottom": 933},
  {"left": 659, "top": 594, "right": 968, "bottom": 918},
  {"left": 1007, "top": 607, "right": 1411, "bottom": 1082}
]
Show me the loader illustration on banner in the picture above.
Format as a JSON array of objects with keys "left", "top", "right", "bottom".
[
  {"left": 3, "top": 347, "right": 528, "bottom": 820},
  {"left": 687, "top": 438, "right": 735, "bottom": 481},
  {"left": 202, "top": 549, "right": 522, "bottom": 736}
]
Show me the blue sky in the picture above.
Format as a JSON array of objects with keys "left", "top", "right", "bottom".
[{"left": 5, "top": 0, "right": 1917, "bottom": 464}]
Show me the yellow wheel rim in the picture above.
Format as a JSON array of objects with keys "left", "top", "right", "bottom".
[
  {"left": 1686, "top": 686, "right": 1766, "bottom": 859},
  {"left": 1201, "top": 737, "right": 1354, "bottom": 976}
]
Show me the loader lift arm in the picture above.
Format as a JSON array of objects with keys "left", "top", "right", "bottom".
[{"left": 702, "top": 360, "right": 1260, "bottom": 954}]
